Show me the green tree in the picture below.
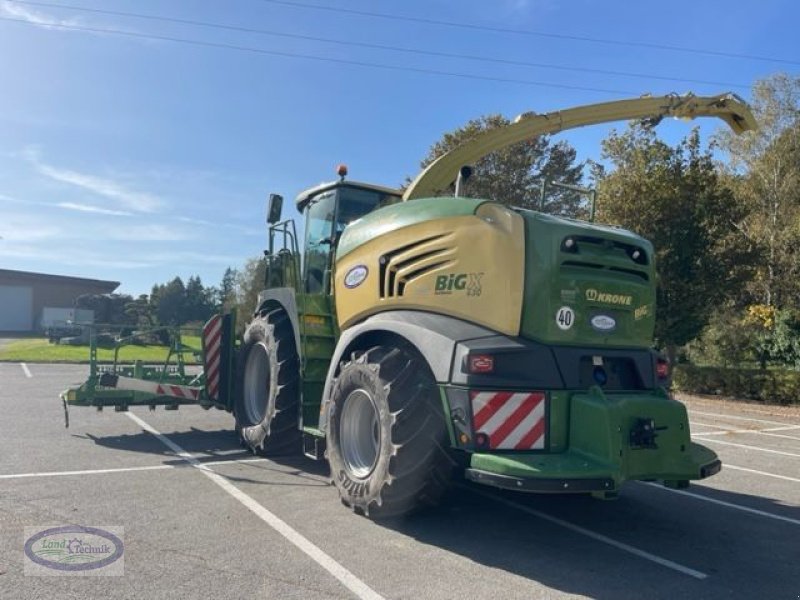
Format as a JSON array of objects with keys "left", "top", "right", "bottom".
[
  {"left": 75, "top": 293, "right": 135, "bottom": 325},
  {"left": 124, "top": 294, "right": 155, "bottom": 328},
  {"left": 714, "top": 73, "right": 800, "bottom": 308},
  {"left": 419, "top": 115, "right": 585, "bottom": 215},
  {"left": 216, "top": 266, "right": 239, "bottom": 312},
  {"left": 596, "top": 124, "right": 753, "bottom": 361},
  {"left": 151, "top": 277, "right": 187, "bottom": 326},
  {"left": 185, "top": 275, "right": 215, "bottom": 323},
  {"left": 236, "top": 257, "right": 267, "bottom": 326}
]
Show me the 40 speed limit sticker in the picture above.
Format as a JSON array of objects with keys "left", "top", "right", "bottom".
[{"left": 556, "top": 306, "right": 575, "bottom": 330}]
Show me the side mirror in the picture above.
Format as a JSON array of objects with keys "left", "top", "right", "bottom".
[{"left": 267, "top": 194, "right": 283, "bottom": 224}]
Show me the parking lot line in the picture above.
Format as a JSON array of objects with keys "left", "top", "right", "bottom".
[
  {"left": 690, "top": 436, "right": 800, "bottom": 458},
  {"left": 694, "top": 429, "right": 800, "bottom": 441},
  {"left": 462, "top": 485, "right": 708, "bottom": 580},
  {"left": 20, "top": 363, "right": 32, "bottom": 378},
  {"left": 0, "top": 456, "right": 270, "bottom": 480},
  {"left": 723, "top": 464, "right": 800, "bottom": 483},
  {"left": 689, "top": 421, "right": 732, "bottom": 430},
  {"left": 688, "top": 410, "right": 797, "bottom": 428},
  {"left": 643, "top": 483, "right": 800, "bottom": 527},
  {"left": 126, "top": 412, "right": 385, "bottom": 600},
  {"left": 0, "top": 464, "right": 173, "bottom": 479}
]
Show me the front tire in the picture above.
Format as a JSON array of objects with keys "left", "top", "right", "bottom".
[
  {"left": 234, "top": 309, "right": 300, "bottom": 456},
  {"left": 327, "top": 345, "right": 452, "bottom": 518}
]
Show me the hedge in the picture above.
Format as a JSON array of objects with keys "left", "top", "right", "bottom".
[{"left": 672, "top": 365, "right": 800, "bottom": 405}]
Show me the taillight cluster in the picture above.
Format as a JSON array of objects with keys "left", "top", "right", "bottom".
[{"left": 467, "top": 354, "right": 495, "bottom": 374}]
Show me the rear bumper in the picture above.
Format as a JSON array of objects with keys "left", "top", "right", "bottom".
[
  {"left": 451, "top": 388, "right": 722, "bottom": 493},
  {"left": 466, "top": 444, "right": 721, "bottom": 493},
  {"left": 465, "top": 468, "right": 615, "bottom": 492}
]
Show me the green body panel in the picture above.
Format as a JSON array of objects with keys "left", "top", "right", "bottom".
[
  {"left": 470, "top": 390, "right": 716, "bottom": 487},
  {"left": 519, "top": 210, "right": 656, "bottom": 347},
  {"left": 336, "top": 196, "right": 486, "bottom": 260},
  {"left": 297, "top": 292, "right": 338, "bottom": 430},
  {"left": 547, "top": 391, "right": 570, "bottom": 453}
]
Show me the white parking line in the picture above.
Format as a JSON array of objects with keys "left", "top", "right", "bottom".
[
  {"left": 724, "top": 464, "right": 800, "bottom": 483},
  {"left": 126, "top": 412, "right": 384, "bottom": 600},
  {"left": 694, "top": 429, "right": 800, "bottom": 442},
  {"left": 0, "top": 464, "right": 172, "bottom": 480},
  {"left": 0, "top": 456, "right": 270, "bottom": 480},
  {"left": 691, "top": 436, "right": 800, "bottom": 458},
  {"left": 689, "top": 410, "right": 798, "bottom": 428},
  {"left": 644, "top": 483, "right": 800, "bottom": 527},
  {"left": 689, "top": 421, "right": 731, "bottom": 430},
  {"left": 691, "top": 420, "right": 800, "bottom": 434},
  {"left": 20, "top": 363, "right": 32, "bottom": 378},
  {"left": 463, "top": 485, "right": 707, "bottom": 580}
]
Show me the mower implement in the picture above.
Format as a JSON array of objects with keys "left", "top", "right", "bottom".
[
  {"left": 59, "top": 313, "right": 236, "bottom": 427},
  {"left": 60, "top": 91, "right": 756, "bottom": 517}
]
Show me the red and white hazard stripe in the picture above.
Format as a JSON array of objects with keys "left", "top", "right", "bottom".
[
  {"left": 155, "top": 383, "right": 200, "bottom": 401},
  {"left": 470, "top": 391, "right": 546, "bottom": 450},
  {"left": 103, "top": 374, "right": 201, "bottom": 401},
  {"left": 203, "top": 315, "right": 223, "bottom": 401}
]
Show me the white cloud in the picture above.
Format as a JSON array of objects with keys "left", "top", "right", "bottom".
[
  {"left": 176, "top": 215, "right": 261, "bottom": 235},
  {"left": 57, "top": 202, "right": 133, "bottom": 217},
  {"left": 140, "top": 250, "right": 243, "bottom": 265},
  {"left": 0, "top": 244, "right": 154, "bottom": 268},
  {"left": 23, "top": 148, "right": 163, "bottom": 213},
  {"left": 0, "top": 1, "right": 79, "bottom": 28},
  {"left": 102, "top": 224, "right": 194, "bottom": 241},
  {"left": 0, "top": 225, "right": 60, "bottom": 241},
  {"left": 0, "top": 213, "right": 61, "bottom": 241}
]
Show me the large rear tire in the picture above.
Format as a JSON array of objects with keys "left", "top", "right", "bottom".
[
  {"left": 327, "top": 344, "right": 452, "bottom": 518},
  {"left": 234, "top": 309, "right": 300, "bottom": 456}
]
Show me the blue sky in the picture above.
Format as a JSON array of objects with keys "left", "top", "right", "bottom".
[{"left": 0, "top": 0, "right": 795, "bottom": 296}]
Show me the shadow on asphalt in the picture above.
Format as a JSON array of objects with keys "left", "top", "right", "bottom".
[
  {"left": 80, "top": 427, "right": 332, "bottom": 485},
  {"left": 78, "top": 427, "right": 797, "bottom": 599},
  {"left": 374, "top": 481, "right": 798, "bottom": 600}
]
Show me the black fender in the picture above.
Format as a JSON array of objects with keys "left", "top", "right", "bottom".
[
  {"left": 319, "top": 310, "right": 495, "bottom": 434},
  {"left": 255, "top": 288, "right": 301, "bottom": 355}
]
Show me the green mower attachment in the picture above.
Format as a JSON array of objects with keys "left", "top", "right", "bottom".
[{"left": 59, "top": 313, "right": 236, "bottom": 427}]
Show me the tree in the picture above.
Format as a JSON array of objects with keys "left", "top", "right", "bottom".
[
  {"left": 75, "top": 293, "right": 135, "bottom": 325},
  {"left": 714, "top": 73, "right": 800, "bottom": 308},
  {"left": 418, "top": 115, "right": 585, "bottom": 215},
  {"left": 596, "top": 124, "right": 754, "bottom": 361},
  {"left": 151, "top": 277, "right": 187, "bottom": 326},
  {"left": 184, "top": 275, "right": 215, "bottom": 323},
  {"left": 124, "top": 294, "right": 155, "bottom": 328},
  {"left": 236, "top": 257, "right": 267, "bottom": 323},
  {"left": 216, "top": 266, "right": 239, "bottom": 312}
]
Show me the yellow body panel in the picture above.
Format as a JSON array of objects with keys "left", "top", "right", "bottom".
[{"left": 335, "top": 203, "right": 525, "bottom": 335}]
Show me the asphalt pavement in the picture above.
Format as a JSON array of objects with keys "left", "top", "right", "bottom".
[{"left": 1, "top": 362, "right": 798, "bottom": 599}]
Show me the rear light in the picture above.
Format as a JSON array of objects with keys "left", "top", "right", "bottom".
[
  {"left": 468, "top": 354, "right": 495, "bottom": 374},
  {"left": 656, "top": 358, "right": 670, "bottom": 380}
]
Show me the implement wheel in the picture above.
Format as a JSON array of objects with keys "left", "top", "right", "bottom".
[
  {"left": 327, "top": 344, "right": 452, "bottom": 518},
  {"left": 234, "top": 308, "right": 300, "bottom": 455}
]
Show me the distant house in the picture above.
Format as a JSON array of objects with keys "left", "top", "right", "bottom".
[{"left": 0, "top": 269, "right": 119, "bottom": 332}]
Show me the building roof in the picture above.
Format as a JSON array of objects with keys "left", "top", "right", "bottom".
[{"left": 0, "top": 269, "right": 119, "bottom": 293}]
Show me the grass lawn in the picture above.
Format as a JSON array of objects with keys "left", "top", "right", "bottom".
[{"left": 0, "top": 336, "right": 202, "bottom": 364}]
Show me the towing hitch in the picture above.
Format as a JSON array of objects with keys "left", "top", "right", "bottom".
[{"left": 629, "top": 417, "right": 667, "bottom": 449}]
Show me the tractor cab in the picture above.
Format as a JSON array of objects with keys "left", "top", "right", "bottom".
[{"left": 267, "top": 168, "right": 401, "bottom": 295}]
